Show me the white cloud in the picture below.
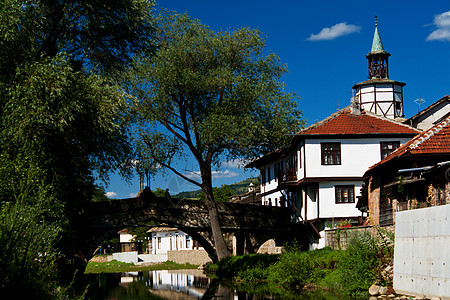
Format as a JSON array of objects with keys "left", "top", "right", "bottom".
[
  {"left": 222, "top": 158, "right": 250, "bottom": 168},
  {"left": 105, "top": 191, "right": 118, "bottom": 199},
  {"left": 427, "top": 11, "right": 450, "bottom": 41},
  {"left": 307, "top": 22, "right": 361, "bottom": 41},
  {"left": 129, "top": 192, "right": 137, "bottom": 198},
  {"left": 182, "top": 169, "right": 239, "bottom": 180},
  {"left": 212, "top": 170, "right": 239, "bottom": 179}
]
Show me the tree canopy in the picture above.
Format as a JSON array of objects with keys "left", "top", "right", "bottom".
[
  {"left": 0, "top": 0, "right": 156, "bottom": 293},
  {"left": 0, "top": 0, "right": 155, "bottom": 203},
  {"left": 128, "top": 11, "right": 304, "bottom": 260}
]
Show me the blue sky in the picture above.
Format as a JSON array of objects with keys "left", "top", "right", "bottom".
[{"left": 104, "top": 0, "right": 450, "bottom": 199}]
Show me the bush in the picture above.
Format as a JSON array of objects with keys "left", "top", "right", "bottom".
[
  {"left": 214, "top": 253, "right": 279, "bottom": 279},
  {"left": 237, "top": 262, "right": 269, "bottom": 282},
  {"left": 334, "top": 231, "right": 380, "bottom": 297},
  {"left": 0, "top": 193, "right": 63, "bottom": 297},
  {"left": 267, "top": 247, "right": 313, "bottom": 289}
]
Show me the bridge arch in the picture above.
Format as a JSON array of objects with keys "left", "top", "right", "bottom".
[{"left": 77, "top": 188, "right": 311, "bottom": 264}]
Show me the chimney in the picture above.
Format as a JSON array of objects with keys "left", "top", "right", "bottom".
[{"left": 350, "top": 96, "right": 361, "bottom": 115}]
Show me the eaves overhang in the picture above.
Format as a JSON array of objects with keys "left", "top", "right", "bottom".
[{"left": 352, "top": 78, "right": 406, "bottom": 89}]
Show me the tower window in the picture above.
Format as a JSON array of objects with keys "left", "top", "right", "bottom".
[{"left": 321, "top": 143, "right": 341, "bottom": 165}]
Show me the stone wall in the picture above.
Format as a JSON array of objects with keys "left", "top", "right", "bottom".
[
  {"left": 325, "top": 225, "right": 394, "bottom": 250},
  {"left": 167, "top": 249, "right": 212, "bottom": 266}
]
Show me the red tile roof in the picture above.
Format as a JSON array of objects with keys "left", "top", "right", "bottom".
[
  {"left": 367, "top": 115, "right": 450, "bottom": 171},
  {"left": 297, "top": 107, "right": 420, "bottom": 136}
]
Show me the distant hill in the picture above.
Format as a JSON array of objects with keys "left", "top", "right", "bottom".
[{"left": 174, "top": 177, "right": 260, "bottom": 200}]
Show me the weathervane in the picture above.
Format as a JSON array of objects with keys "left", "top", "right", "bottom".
[{"left": 375, "top": 15, "right": 378, "bottom": 27}]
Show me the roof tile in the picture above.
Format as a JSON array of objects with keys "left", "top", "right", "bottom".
[
  {"left": 298, "top": 108, "right": 419, "bottom": 136},
  {"left": 367, "top": 115, "right": 450, "bottom": 171}
]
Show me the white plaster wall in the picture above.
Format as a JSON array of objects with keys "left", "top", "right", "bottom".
[
  {"left": 152, "top": 231, "right": 192, "bottom": 254},
  {"left": 119, "top": 233, "right": 134, "bottom": 243},
  {"left": 304, "top": 138, "right": 411, "bottom": 178},
  {"left": 261, "top": 189, "right": 283, "bottom": 207},
  {"left": 318, "top": 181, "right": 362, "bottom": 219},
  {"left": 305, "top": 186, "right": 318, "bottom": 220},
  {"left": 415, "top": 102, "right": 450, "bottom": 131},
  {"left": 394, "top": 205, "right": 450, "bottom": 299},
  {"left": 356, "top": 83, "right": 403, "bottom": 118}
]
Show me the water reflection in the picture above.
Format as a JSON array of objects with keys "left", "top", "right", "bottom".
[{"left": 86, "top": 270, "right": 355, "bottom": 300}]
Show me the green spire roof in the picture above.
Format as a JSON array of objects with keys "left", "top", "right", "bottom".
[{"left": 371, "top": 26, "right": 384, "bottom": 52}]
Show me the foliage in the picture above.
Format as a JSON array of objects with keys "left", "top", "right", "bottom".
[
  {"left": 85, "top": 260, "right": 199, "bottom": 274},
  {"left": 207, "top": 253, "right": 279, "bottom": 279},
  {"left": 327, "top": 230, "right": 394, "bottom": 298},
  {"left": 209, "top": 237, "right": 393, "bottom": 299},
  {"left": 267, "top": 246, "right": 314, "bottom": 289},
  {"left": 197, "top": 184, "right": 235, "bottom": 202},
  {"left": 154, "top": 187, "right": 167, "bottom": 198},
  {"left": 0, "top": 0, "right": 157, "bottom": 291},
  {"left": 175, "top": 177, "right": 260, "bottom": 199},
  {"left": 128, "top": 10, "right": 304, "bottom": 260},
  {"left": 0, "top": 186, "right": 64, "bottom": 297},
  {"left": 130, "top": 10, "right": 304, "bottom": 178}
]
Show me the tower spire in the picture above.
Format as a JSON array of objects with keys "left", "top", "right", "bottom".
[
  {"left": 352, "top": 17, "right": 406, "bottom": 119},
  {"left": 371, "top": 16, "right": 385, "bottom": 52},
  {"left": 366, "top": 16, "right": 390, "bottom": 79}
]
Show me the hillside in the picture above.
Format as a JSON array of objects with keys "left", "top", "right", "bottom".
[{"left": 174, "top": 177, "right": 260, "bottom": 199}]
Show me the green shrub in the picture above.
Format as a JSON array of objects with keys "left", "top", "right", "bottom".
[
  {"left": 237, "top": 262, "right": 269, "bottom": 282},
  {"left": 267, "top": 247, "right": 313, "bottom": 289},
  {"left": 215, "top": 253, "right": 279, "bottom": 278},
  {"left": 334, "top": 231, "right": 380, "bottom": 296},
  {"left": 0, "top": 192, "right": 63, "bottom": 297}
]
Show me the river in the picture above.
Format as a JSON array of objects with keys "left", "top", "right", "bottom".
[{"left": 84, "top": 269, "right": 356, "bottom": 299}]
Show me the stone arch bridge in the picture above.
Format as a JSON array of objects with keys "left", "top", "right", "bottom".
[{"left": 77, "top": 188, "right": 315, "bottom": 262}]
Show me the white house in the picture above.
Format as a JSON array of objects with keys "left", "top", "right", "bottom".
[
  {"left": 246, "top": 22, "right": 421, "bottom": 249},
  {"left": 150, "top": 227, "right": 200, "bottom": 255}
]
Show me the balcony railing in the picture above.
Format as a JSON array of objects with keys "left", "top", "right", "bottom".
[{"left": 278, "top": 168, "right": 297, "bottom": 182}]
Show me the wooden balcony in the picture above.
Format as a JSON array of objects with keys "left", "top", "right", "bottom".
[{"left": 278, "top": 168, "right": 297, "bottom": 183}]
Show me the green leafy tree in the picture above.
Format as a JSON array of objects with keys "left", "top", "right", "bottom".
[
  {"left": 128, "top": 11, "right": 305, "bottom": 261},
  {"left": 197, "top": 185, "right": 235, "bottom": 202},
  {"left": 0, "top": 0, "right": 156, "bottom": 290}
]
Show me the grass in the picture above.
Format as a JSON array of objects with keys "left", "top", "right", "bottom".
[{"left": 85, "top": 259, "right": 200, "bottom": 274}]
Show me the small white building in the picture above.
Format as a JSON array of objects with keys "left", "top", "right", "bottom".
[{"left": 150, "top": 227, "right": 200, "bottom": 255}]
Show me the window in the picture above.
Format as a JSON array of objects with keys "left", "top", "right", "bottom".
[
  {"left": 261, "top": 169, "right": 266, "bottom": 186},
  {"left": 186, "top": 235, "right": 191, "bottom": 248},
  {"left": 381, "top": 141, "right": 400, "bottom": 159},
  {"left": 321, "top": 143, "right": 341, "bottom": 165},
  {"left": 267, "top": 166, "right": 271, "bottom": 182},
  {"left": 335, "top": 185, "right": 355, "bottom": 203},
  {"left": 157, "top": 237, "right": 161, "bottom": 249},
  {"left": 274, "top": 163, "right": 279, "bottom": 182}
]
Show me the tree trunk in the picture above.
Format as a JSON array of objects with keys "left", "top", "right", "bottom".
[{"left": 200, "top": 165, "right": 231, "bottom": 261}]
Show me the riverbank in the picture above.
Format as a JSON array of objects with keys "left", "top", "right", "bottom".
[
  {"left": 85, "top": 257, "right": 199, "bottom": 274},
  {"left": 204, "top": 230, "right": 394, "bottom": 299}
]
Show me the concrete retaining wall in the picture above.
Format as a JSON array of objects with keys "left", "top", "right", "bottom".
[
  {"left": 168, "top": 249, "right": 212, "bottom": 266},
  {"left": 394, "top": 205, "right": 450, "bottom": 299},
  {"left": 138, "top": 254, "right": 167, "bottom": 263},
  {"left": 112, "top": 251, "right": 138, "bottom": 264}
]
